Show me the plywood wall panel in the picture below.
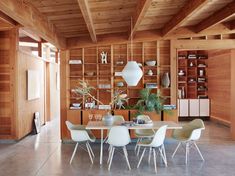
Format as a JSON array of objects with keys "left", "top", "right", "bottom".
[
  {"left": 208, "top": 49, "right": 231, "bottom": 123},
  {"left": 17, "top": 51, "right": 45, "bottom": 139},
  {"left": 0, "top": 30, "right": 15, "bottom": 139}
]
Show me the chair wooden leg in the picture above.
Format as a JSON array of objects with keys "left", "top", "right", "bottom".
[
  {"left": 134, "top": 138, "right": 140, "bottom": 152},
  {"left": 107, "top": 145, "right": 113, "bottom": 164},
  {"left": 153, "top": 148, "right": 157, "bottom": 173},
  {"left": 108, "top": 147, "right": 115, "bottom": 171},
  {"left": 185, "top": 143, "right": 189, "bottom": 164},
  {"left": 70, "top": 143, "right": 78, "bottom": 164},
  {"left": 87, "top": 142, "right": 95, "bottom": 158},
  {"left": 137, "top": 145, "right": 141, "bottom": 156},
  {"left": 194, "top": 142, "right": 204, "bottom": 161},
  {"left": 137, "top": 148, "right": 146, "bottom": 168},
  {"left": 86, "top": 143, "right": 93, "bottom": 164},
  {"left": 148, "top": 147, "right": 152, "bottom": 164},
  {"left": 123, "top": 146, "right": 131, "bottom": 170},
  {"left": 162, "top": 144, "right": 167, "bottom": 167},
  {"left": 172, "top": 142, "right": 181, "bottom": 158},
  {"left": 159, "top": 147, "right": 167, "bottom": 167}
]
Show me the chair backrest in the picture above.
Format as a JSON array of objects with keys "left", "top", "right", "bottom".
[
  {"left": 188, "top": 119, "right": 205, "bottom": 141},
  {"left": 173, "top": 119, "right": 205, "bottom": 141},
  {"left": 112, "top": 115, "right": 125, "bottom": 123},
  {"left": 150, "top": 125, "right": 168, "bottom": 147},
  {"left": 135, "top": 115, "right": 152, "bottom": 134},
  {"left": 108, "top": 126, "right": 130, "bottom": 147},
  {"left": 66, "top": 121, "right": 90, "bottom": 142}
]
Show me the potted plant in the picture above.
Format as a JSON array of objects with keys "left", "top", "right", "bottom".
[
  {"left": 73, "top": 80, "right": 129, "bottom": 125},
  {"left": 133, "top": 88, "right": 165, "bottom": 121}
]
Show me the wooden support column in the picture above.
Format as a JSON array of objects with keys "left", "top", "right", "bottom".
[
  {"left": 231, "top": 49, "right": 235, "bottom": 139},
  {"left": 60, "top": 50, "right": 70, "bottom": 139}
]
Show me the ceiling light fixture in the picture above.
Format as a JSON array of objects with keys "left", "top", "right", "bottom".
[{"left": 122, "top": 18, "right": 143, "bottom": 86}]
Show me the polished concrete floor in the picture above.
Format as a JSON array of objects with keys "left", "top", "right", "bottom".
[{"left": 0, "top": 119, "right": 235, "bottom": 176}]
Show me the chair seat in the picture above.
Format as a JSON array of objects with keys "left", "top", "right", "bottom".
[
  {"left": 135, "top": 130, "right": 155, "bottom": 138},
  {"left": 137, "top": 139, "right": 152, "bottom": 146},
  {"left": 87, "top": 130, "right": 96, "bottom": 142}
]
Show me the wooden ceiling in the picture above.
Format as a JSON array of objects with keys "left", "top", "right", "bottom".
[{"left": 2, "top": 0, "right": 235, "bottom": 47}]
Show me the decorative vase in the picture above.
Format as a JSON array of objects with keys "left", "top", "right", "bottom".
[
  {"left": 161, "top": 72, "right": 170, "bottom": 88},
  {"left": 102, "top": 112, "right": 113, "bottom": 126},
  {"left": 182, "top": 87, "right": 185, "bottom": 99}
]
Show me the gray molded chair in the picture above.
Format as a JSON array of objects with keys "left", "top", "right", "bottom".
[
  {"left": 66, "top": 121, "right": 96, "bottom": 164},
  {"left": 171, "top": 119, "right": 205, "bottom": 164},
  {"left": 134, "top": 115, "right": 155, "bottom": 155}
]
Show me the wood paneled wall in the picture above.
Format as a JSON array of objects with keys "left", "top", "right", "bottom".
[
  {"left": 17, "top": 51, "right": 46, "bottom": 139},
  {"left": 231, "top": 50, "right": 235, "bottom": 139},
  {"left": 208, "top": 50, "right": 231, "bottom": 124},
  {"left": 0, "top": 30, "right": 17, "bottom": 139}
]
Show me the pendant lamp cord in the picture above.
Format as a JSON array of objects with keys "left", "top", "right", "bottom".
[{"left": 130, "top": 17, "right": 133, "bottom": 61}]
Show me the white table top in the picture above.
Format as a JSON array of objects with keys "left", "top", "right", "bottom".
[{"left": 86, "top": 121, "right": 182, "bottom": 130}]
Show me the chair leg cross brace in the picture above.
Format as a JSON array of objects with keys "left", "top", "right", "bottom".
[
  {"left": 69, "top": 142, "right": 95, "bottom": 165},
  {"left": 137, "top": 145, "right": 166, "bottom": 173},
  {"left": 172, "top": 141, "right": 204, "bottom": 164},
  {"left": 108, "top": 146, "right": 131, "bottom": 171}
]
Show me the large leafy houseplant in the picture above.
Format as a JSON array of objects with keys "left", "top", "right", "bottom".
[{"left": 134, "top": 88, "right": 165, "bottom": 116}]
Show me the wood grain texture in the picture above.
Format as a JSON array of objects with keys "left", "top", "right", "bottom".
[
  {"left": 196, "top": 1, "right": 235, "bottom": 32},
  {"left": 0, "top": 30, "right": 17, "bottom": 139},
  {"left": 231, "top": 49, "right": 235, "bottom": 139},
  {"left": 77, "top": 0, "right": 97, "bottom": 42},
  {"left": 0, "top": 0, "right": 65, "bottom": 48},
  {"left": 162, "top": 0, "right": 208, "bottom": 36},
  {"left": 208, "top": 50, "right": 231, "bottom": 123},
  {"left": 17, "top": 51, "right": 45, "bottom": 139},
  {"left": 129, "top": 0, "right": 152, "bottom": 39}
]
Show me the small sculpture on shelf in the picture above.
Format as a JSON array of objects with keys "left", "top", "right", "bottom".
[
  {"left": 100, "top": 51, "right": 108, "bottom": 64},
  {"left": 147, "top": 69, "right": 153, "bottom": 76}
]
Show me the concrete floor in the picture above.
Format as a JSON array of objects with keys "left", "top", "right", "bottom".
[{"left": 0, "top": 119, "right": 235, "bottom": 176}]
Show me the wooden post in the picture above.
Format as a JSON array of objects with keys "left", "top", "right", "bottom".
[{"left": 231, "top": 49, "right": 235, "bottom": 139}]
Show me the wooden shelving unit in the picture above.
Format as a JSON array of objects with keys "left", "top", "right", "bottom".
[
  {"left": 177, "top": 50, "right": 208, "bottom": 99},
  {"left": 68, "top": 40, "right": 171, "bottom": 110}
]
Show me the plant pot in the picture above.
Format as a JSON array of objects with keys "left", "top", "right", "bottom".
[{"left": 102, "top": 112, "right": 113, "bottom": 125}]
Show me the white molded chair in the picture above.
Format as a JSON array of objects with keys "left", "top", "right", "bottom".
[
  {"left": 171, "top": 119, "right": 205, "bottom": 164},
  {"left": 107, "top": 126, "right": 131, "bottom": 171},
  {"left": 137, "top": 125, "right": 168, "bottom": 173},
  {"left": 134, "top": 115, "right": 155, "bottom": 155},
  {"left": 104, "top": 115, "right": 125, "bottom": 143},
  {"left": 66, "top": 121, "right": 96, "bottom": 164}
]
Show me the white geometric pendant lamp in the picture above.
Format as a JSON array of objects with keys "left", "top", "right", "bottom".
[{"left": 122, "top": 61, "right": 143, "bottom": 86}]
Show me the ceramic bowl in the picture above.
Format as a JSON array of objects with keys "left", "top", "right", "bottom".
[
  {"left": 178, "top": 72, "right": 184, "bottom": 76},
  {"left": 72, "top": 103, "right": 80, "bottom": 107},
  {"left": 86, "top": 72, "right": 95, "bottom": 76},
  {"left": 146, "top": 60, "right": 156, "bottom": 66},
  {"left": 116, "top": 82, "right": 124, "bottom": 87}
]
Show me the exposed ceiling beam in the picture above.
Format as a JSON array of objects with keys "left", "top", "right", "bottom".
[
  {"left": 0, "top": 0, "right": 66, "bottom": 49},
  {"left": 67, "top": 23, "right": 235, "bottom": 48},
  {"left": 196, "top": 1, "right": 235, "bottom": 33},
  {"left": 19, "top": 28, "right": 41, "bottom": 42},
  {"left": 77, "top": 0, "right": 97, "bottom": 43},
  {"left": 162, "top": 0, "right": 208, "bottom": 36},
  {"left": 223, "top": 20, "right": 235, "bottom": 30},
  {"left": 129, "top": 0, "right": 152, "bottom": 40},
  {"left": 0, "top": 11, "right": 17, "bottom": 26}
]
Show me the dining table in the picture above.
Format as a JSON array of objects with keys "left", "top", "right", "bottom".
[{"left": 86, "top": 120, "right": 182, "bottom": 165}]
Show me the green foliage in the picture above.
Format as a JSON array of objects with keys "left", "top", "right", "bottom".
[{"left": 134, "top": 88, "right": 165, "bottom": 115}]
